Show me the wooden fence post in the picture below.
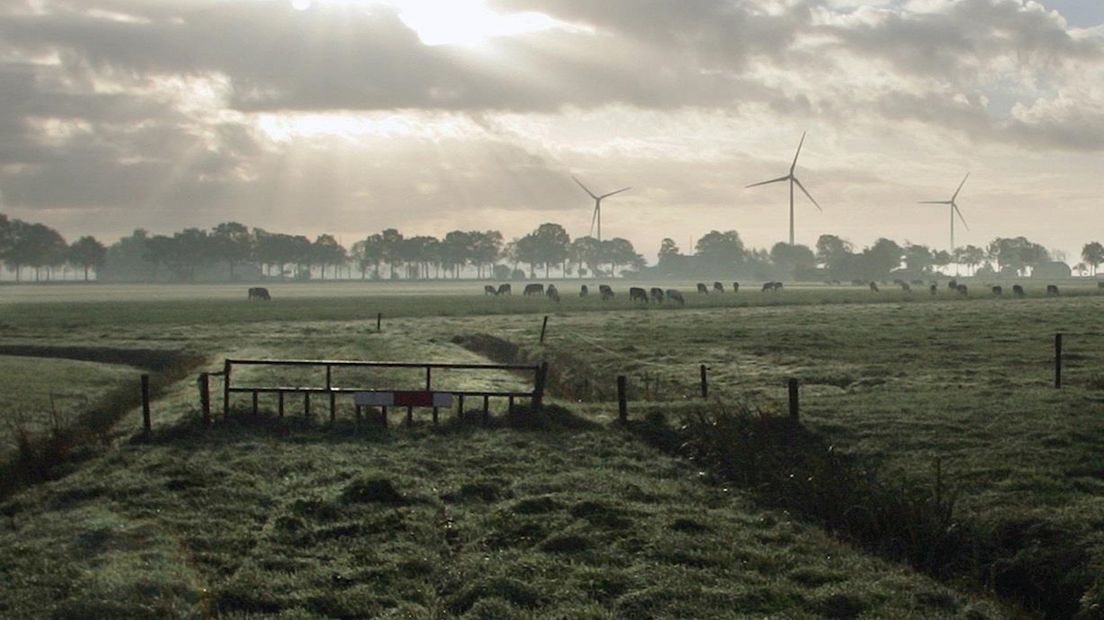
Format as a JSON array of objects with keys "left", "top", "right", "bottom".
[
  {"left": 1055, "top": 333, "right": 1063, "bottom": 389},
  {"left": 539, "top": 315, "right": 549, "bottom": 344},
  {"left": 700, "top": 364, "right": 708, "bottom": 399},
  {"left": 533, "top": 362, "right": 549, "bottom": 410},
  {"left": 141, "top": 374, "right": 151, "bottom": 436},
  {"left": 788, "top": 378, "right": 800, "bottom": 421},
  {"left": 617, "top": 375, "right": 627, "bottom": 422},
  {"left": 223, "top": 360, "right": 231, "bottom": 417},
  {"left": 377, "top": 312, "right": 382, "bottom": 332},
  {"left": 198, "top": 373, "right": 211, "bottom": 426}
]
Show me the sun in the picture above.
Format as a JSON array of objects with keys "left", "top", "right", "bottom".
[{"left": 291, "top": 0, "right": 560, "bottom": 46}]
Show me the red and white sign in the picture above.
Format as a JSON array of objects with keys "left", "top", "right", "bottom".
[{"left": 354, "top": 391, "right": 454, "bottom": 408}]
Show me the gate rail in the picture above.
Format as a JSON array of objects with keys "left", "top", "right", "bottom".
[{"left": 197, "top": 358, "right": 548, "bottom": 426}]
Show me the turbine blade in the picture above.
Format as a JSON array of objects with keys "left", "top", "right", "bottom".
[
  {"left": 589, "top": 205, "right": 598, "bottom": 237},
  {"left": 790, "top": 131, "right": 806, "bottom": 173},
  {"left": 599, "top": 187, "right": 631, "bottom": 199},
  {"left": 951, "top": 172, "right": 970, "bottom": 201},
  {"left": 954, "top": 204, "right": 970, "bottom": 231},
  {"left": 793, "top": 176, "right": 822, "bottom": 212},
  {"left": 572, "top": 175, "right": 598, "bottom": 200},
  {"left": 746, "top": 175, "right": 790, "bottom": 189}
]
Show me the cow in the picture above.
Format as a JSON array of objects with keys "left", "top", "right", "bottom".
[
  {"left": 497, "top": 284, "right": 512, "bottom": 296},
  {"left": 629, "top": 287, "right": 649, "bottom": 303},
  {"left": 900, "top": 282, "right": 911, "bottom": 293},
  {"left": 580, "top": 284, "right": 589, "bottom": 297},
  {"left": 713, "top": 281, "right": 724, "bottom": 293},
  {"left": 761, "top": 282, "right": 774, "bottom": 292},
  {"left": 992, "top": 286, "right": 1003, "bottom": 296},
  {"left": 1046, "top": 284, "right": 1060, "bottom": 296},
  {"left": 948, "top": 279, "right": 958, "bottom": 291},
  {"left": 484, "top": 285, "right": 497, "bottom": 296},
  {"left": 666, "top": 289, "right": 685, "bottom": 305},
  {"left": 772, "top": 282, "right": 784, "bottom": 292},
  {"left": 732, "top": 282, "right": 740, "bottom": 293},
  {"left": 599, "top": 284, "right": 614, "bottom": 300},
  {"left": 929, "top": 284, "right": 938, "bottom": 296},
  {"left": 546, "top": 285, "right": 560, "bottom": 302},
  {"left": 869, "top": 281, "right": 880, "bottom": 293},
  {"left": 523, "top": 283, "right": 544, "bottom": 296},
  {"left": 697, "top": 283, "right": 709, "bottom": 294},
  {"left": 956, "top": 284, "right": 968, "bottom": 296},
  {"left": 1012, "top": 284, "right": 1025, "bottom": 298},
  {"left": 247, "top": 287, "right": 271, "bottom": 301},
  {"left": 650, "top": 287, "right": 665, "bottom": 303}
]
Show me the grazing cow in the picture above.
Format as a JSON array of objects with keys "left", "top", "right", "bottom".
[
  {"left": 869, "top": 281, "right": 880, "bottom": 293},
  {"left": 697, "top": 283, "right": 709, "bottom": 294},
  {"left": 650, "top": 287, "right": 665, "bottom": 303},
  {"left": 1013, "top": 284, "right": 1025, "bottom": 298},
  {"left": 713, "top": 281, "right": 724, "bottom": 293},
  {"left": 629, "top": 287, "right": 649, "bottom": 303},
  {"left": 484, "top": 285, "right": 497, "bottom": 296},
  {"left": 992, "top": 286, "right": 1003, "bottom": 296},
  {"left": 900, "top": 283, "right": 911, "bottom": 293},
  {"left": 524, "top": 283, "right": 544, "bottom": 296},
  {"left": 497, "top": 284, "right": 512, "bottom": 296},
  {"left": 666, "top": 289, "right": 685, "bottom": 305},
  {"left": 832, "top": 280, "right": 842, "bottom": 286},
  {"left": 772, "top": 282, "right": 784, "bottom": 292},
  {"left": 929, "top": 284, "right": 938, "bottom": 296},
  {"left": 248, "top": 287, "right": 271, "bottom": 301},
  {"left": 956, "top": 284, "right": 968, "bottom": 296},
  {"left": 1046, "top": 284, "right": 1060, "bottom": 296},
  {"left": 599, "top": 284, "right": 614, "bottom": 300},
  {"left": 580, "top": 284, "right": 589, "bottom": 297},
  {"left": 761, "top": 282, "right": 773, "bottom": 292},
  {"left": 732, "top": 282, "right": 740, "bottom": 293},
  {"left": 546, "top": 285, "right": 560, "bottom": 302},
  {"left": 948, "top": 279, "right": 958, "bottom": 291}
]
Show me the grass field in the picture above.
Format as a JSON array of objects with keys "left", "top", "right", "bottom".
[
  {"left": 0, "top": 355, "right": 138, "bottom": 456},
  {"left": 1, "top": 281, "right": 1103, "bottom": 617}
]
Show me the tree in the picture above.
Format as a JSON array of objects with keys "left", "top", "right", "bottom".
[
  {"left": 440, "top": 231, "right": 472, "bottom": 279},
  {"left": 529, "top": 223, "right": 570, "bottom": 278},
  {"left": 471, "top": 231, "right": 503, "bottom": 279},
  {"left": 694, "top": 230, "right": 746, "bottom": 273},
  {"left": 570, "top": 236, "right": 601, "bottom": 277},
  {"left": 770, "top": 243, "right": 816, "bottom": 278},
  {"left": 352, "top": 233, "right": 385, "bottom": 279},
  {"left": 958, "top": 245, "right": 987, "bottom": 275},
  {"left": 312, "top": 234, "right": 346, "bottom": 280},
  {"left": 210, "top": 222, "right": 253, "bottom": 279},
  {"left": 858, "top": 238, "right": 902, "bottom": 280},
  {"left": 513, "top": 234, "right": 540, "bottom": 278},
  {"left": 815, "top": 234, "right": 853, "bottom": 273},
  {"left": 7, "top": 221, "right": 67, "bottom": 282},
  {"left": 903, "top": 244, "right": 934, "bottom": 275},
  {"left": 69, "top": 236, "right": 107, "bottom": 281},
  {"left": 1081, "top": 242, "right": 1104, "bottom": 276},
  {"left": 601, "top": 238, "right": 642, "bottom": 275},
  {"left": 988, "top": 237, "right": 1049, "bottom": 276},
  {"left": 380, "top": 228, "right": 404, "bottom": 279}
]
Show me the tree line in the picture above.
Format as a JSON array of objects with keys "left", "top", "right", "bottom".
[{"left": 1, "top": 212, "right": 1102, "bottom": 283}]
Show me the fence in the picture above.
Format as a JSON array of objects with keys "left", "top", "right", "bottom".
[{"left": 197, "top": 358, "right": 548, "bottom": 426}]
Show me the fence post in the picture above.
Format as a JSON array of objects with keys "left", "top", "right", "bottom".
[
  {"left": 617, "top": 375, "right": 627, "bottom": 422},
  {"left": 539, "top": 315, "right": 549, "bottom": 344},
  {"left": 141, "top": 374, "right": 151, "bottom": 436},
  {"left": 377, "top": 312, "right": 382, "bottom": 332},
  {"left": 198, "top": 373, "right": 211, "bottom": 426},
  {"left": 1054, "top": 333, "right": 1063, "bottom": 389},
  {"left": 700, "top": 364, "right": 708, "bottom": 399},
  {"left": 788, "top": 378, "right": 800, "bottom": 421},
  {"left": 533, "top": 362, "right": 549, "bottom": 410},
  {"left": 223, "top": 360, "right": 231, "bottom": 417}
]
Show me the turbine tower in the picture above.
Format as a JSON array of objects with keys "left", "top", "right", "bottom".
[
  {"left": 572, "top": 176, "right": 630, "bottom": 243},
  {"left": 919, "top": 173, "right": 970, "bottom": 252},
  {"left": 745, "top": 131, "right": 822, "bottom": 246}
]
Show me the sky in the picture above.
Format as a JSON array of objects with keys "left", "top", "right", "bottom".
[{"left": 0, "top": 0, "right": 1101, "bottom": 263}]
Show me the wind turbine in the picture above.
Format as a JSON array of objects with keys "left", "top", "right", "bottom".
[
  {"left": 572, "top": 176, "right": 630, "bottom": 243},
  {"left": 919, "top": 173, "right": 970, "bottom": 252},
  {"left": 745, "top": 131, "right": 822, "bottom": 246}
]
